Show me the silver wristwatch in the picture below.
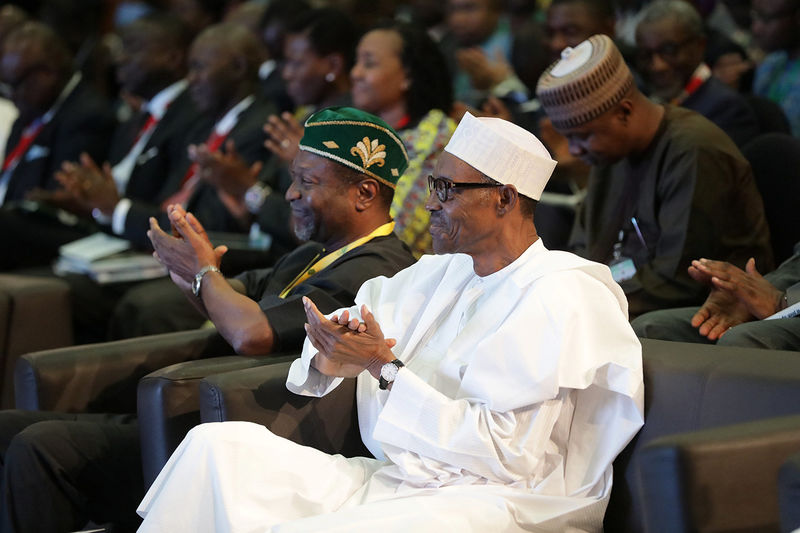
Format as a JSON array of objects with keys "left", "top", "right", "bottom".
[
  {"left": 379, "top": 359, "right": 404, "bottom": 390},
  {"left": 192, "top": 265, "right": 221, "bottom": 297},
  {"left": 244, "top": 182, "right": 273, "bottom": 214}
]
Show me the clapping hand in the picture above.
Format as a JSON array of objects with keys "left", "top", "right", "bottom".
[
  {"left": 263, "top": 112, "right": 303, "bottom": 164},
  {"left": 54, "top": 153, "right": 117, "bottom": 214},
  {"left": 688, "top": 257, "right": 783, "bottom": 340},
  {"left": 147, "top": 204, "right": 227, "bottom": 289},
  {"left": 303, "top": 297, "right": 396, "bottom": 378}
]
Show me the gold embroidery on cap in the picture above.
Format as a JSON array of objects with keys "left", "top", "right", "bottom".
[
  {"left": 350, "top": 137, "right": 386, "bottom": 169},
  {"left": 323, "top": 141, "right": 339, "bottom": 149},
  {"left": 391, "top": 168, "right": 399, "bottom": 177}
]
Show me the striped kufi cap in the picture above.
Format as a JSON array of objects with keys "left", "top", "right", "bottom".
[{"left": 536, "top": 34, "right": 634, "bottom": 130}]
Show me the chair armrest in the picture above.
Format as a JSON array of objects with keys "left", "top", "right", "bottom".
[
  {"left": 638, "top": 414, "right": 800, "bottom": 533},
  {"left": 137, "top": 354, "right": 294, "bottom": 488},
  {"left": 14, "top": 328, "right": 231, "bottom": 413},
  {"left": 0, "top": 274, "right": 73, "bottom": 408},
  {"left": 200, "top": 363, "right": 369, "bottom": 458}
]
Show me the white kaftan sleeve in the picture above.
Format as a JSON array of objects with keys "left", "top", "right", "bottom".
[
  {"left": 368, "top": 270, "right": 643, "bottom": 497},
  {"left": 286, "top": 334, "right": 347, "bottom": 397}
]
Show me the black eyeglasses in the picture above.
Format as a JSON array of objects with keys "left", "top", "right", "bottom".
[
  {"left": 635, "top": 37, "right": 693, "bottom": 65},
  {"left": 427, "top": 175, "right": 502, "bottom": 203}
]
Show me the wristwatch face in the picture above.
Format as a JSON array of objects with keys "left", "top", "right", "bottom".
[{"left": 380, "top": 361, "right": 400, "bottom": 383}]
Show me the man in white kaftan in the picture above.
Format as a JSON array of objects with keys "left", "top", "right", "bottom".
[{"left": 137, "top": 112, "right": 644, "bottom": 532}]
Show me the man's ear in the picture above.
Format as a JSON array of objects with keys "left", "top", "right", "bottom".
[
  {"left": 496, "top": 184, "right": 518, "bottom": 215},
  {"left": 614, "top": 99, "right": 634, "bottom": 125},
  {"left": 354, "top": 178, "right": 379, "bottom": 211}
]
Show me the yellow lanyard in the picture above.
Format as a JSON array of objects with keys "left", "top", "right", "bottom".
[{"left": 278, "top": 221, "right": 395, "bottom": 298}]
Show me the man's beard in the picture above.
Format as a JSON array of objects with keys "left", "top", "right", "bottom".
[{"left": 292, "top": 211, "right": 316, "bottom": 242}]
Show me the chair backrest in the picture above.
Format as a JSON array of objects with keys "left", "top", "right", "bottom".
[
  {"left": 746, "top": 95, "right": 791, "bottom": 136},
  {"left": 742, "top": 133, "right": 800, "bottom": 264},
  {"left": 605, "top": 339, "right": 800, "bottom": 532}
]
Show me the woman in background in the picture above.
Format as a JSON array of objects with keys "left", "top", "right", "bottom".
[{"left": 351, "top": 22, "right": 455, "bottom": 257}]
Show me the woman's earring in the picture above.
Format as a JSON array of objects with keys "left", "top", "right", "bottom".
[{"left": 325, "top": 72, "right": 335, "bottom": 82}]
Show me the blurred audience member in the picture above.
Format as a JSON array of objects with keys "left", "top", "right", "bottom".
[
  {"left": 441, "top": 0, "right": 533, "bottom": 108},
  {"left": 351, "top": 22, "right": 455, "bottom": 257},
  {"left": 200, "top": 6, "right": 358, "bottom": 261},
  {"left": 0, "top": 5, "right": 27, "bottom": 160},
  {"left": 0, "top": 13, "right": 197, "bottom": 271},
  {"left": 705, "top": 31, "right": 755, "bottom": 92},
  {"left": 235, "top": 0, "right": 308, "bottom": 112},
  {"left": 545, "top": 0, "right": 617, "bottom": 62},
  {"left": 65, "top": 22, "right": 277, "bottom": 344},
  {"left": 537, "top": 35, "right": 772, "bottom": 317},
  {"left": 167, "top": 0, "right": 228, "bottom": 37},
  {"left": 751, "top": 0, "right": 800, "bottom": 136},
  {"left": 635, "top": 1, "right": 759, "bottom": 147},
  {"left": 264, "top": 7, "right": 357, "bottom": 165},
  {"left": 0, "top": 21, "right": 113, "bottom": 208}
]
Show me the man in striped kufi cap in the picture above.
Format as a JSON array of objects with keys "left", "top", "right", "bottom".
[{"left": 536, "top": 34, "right": 772, "bottom": 318}]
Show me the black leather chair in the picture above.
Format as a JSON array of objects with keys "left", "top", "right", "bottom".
[
  {"left": 14, "top": 328, "right": 231, "bottom": 413},
  {"left": 742, "top": 133, "right": 800, "bottom": 265},
  {"left": 136, "top": 354, "right": 293, "bottom": 486},
  {"left": 198, "top": 339, "right": 800, "bottom": 533},
  {"left": 746, "top": 95, "right": 791, "bottom": 136},
  {"left": 0, "top": 274, "right": 73, "bottom": 408}
]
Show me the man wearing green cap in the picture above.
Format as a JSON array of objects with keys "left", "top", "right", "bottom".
[
  {"left": 0, "top": 107, "right": 416, "bottom": 533},
  {"left": 137, "top": 112, "right": 643, "bottom": 532},
  {"left": 144, "top": 106, "right": 414, "bottom": 355}
]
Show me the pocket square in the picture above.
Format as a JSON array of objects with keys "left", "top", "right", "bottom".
[
  {"left": 25, "top": 145, "right": 50, "bottom": 161},
  {"left": 136, "top": 146, "right": 159, "bottom": 166}
]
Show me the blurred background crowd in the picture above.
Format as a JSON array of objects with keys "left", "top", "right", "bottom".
[{"left": 0, "top": 0, "right": 797, "bottom": 336}]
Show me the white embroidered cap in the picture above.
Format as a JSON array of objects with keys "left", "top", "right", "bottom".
[{"left": 443, "top": 112, "right": 557, "bottom": 201}]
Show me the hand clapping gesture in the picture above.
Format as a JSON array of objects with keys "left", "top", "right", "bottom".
[
  {"left": 263, "top": 112, "right": 304, "bottom": 164},
  {"left": 302, "top": 297, "right": 396, "bottom": 379},
  {"left": 688, "top": 257, "right": 784, "bottom": 340},
  {"left": 147, "top": 204, "right": 228, "bottom": 290}
]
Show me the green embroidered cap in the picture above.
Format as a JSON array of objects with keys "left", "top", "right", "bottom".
[{"left": 298, "top": 106, "right": 409, "bottom": 189}]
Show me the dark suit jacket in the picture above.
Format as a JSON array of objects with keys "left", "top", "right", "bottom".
[
  {"left": 109, "top": 89, "right": 202, "bottom": 206},
  {"left": 766, "top": 242, "right": 800, "bottom": 300},
  {"left": 2, "top": 80, "right": 115, "bottom": 203},
  {"left": 123, "top": 96, "right": 277, "bottom": 247},
  {"left": 683, "top": 77, "right": 760, "bottom": 149}
]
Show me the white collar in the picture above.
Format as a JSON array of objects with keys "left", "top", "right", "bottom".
[
  {"left": 259, "top": 60, "right": 276, "bottom": 80},
  {"left": 145, "top": 79, "right": 188, "bottom": 120},
  {"left": 215, "top": 94, "right": 255, "bottom": 136}
]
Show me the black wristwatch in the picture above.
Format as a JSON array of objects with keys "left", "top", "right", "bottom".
[{"left": 379, "top": 359, "right": 404, "bottom": 390}]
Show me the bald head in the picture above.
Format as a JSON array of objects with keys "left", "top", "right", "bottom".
[
  {"left": 117, "top": 14, "right": 190, "bottom": 99},
  {"left": 0, "top": 21, "right": 73, "bottom": 121},
  {"left": 187, "top": 22, "right": 265, "bottom": 114}
]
